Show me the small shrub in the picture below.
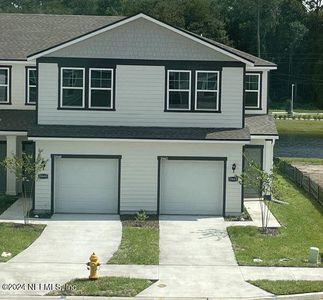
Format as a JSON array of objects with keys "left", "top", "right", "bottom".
[
  {"left": 274, "top": 114, "right": 278, "bottom": 119},
  {"left": 297, "top": 115, "right": 302, "bottom": 120},
  {"left": 135, "top": 209, "right": 149, "bottom": 222},
  {"left": 292, "top": 115, "right": 296, "bottom": 120},
  {"left": 283, "top": 115, "right": 287, "bottom": 120},
  {"left": 278, "top": 115, "right": 283, "bottom": 120}
]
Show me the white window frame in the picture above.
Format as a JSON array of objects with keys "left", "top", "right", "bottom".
[
  {"left": 245, "top": 73, "right": 261, "bottom": 109},
  {"left": 89, "top": 68, "right": 114, "bottom": 109},
  {"left": 26, "top": 67, "right": 37, "bottom": 104},
  {"left": 195, "top": 70, "right": 220, "bottom": 111},
  {"left": 166, "top": 70, "right": 191, "bottom": 111},
  {"left": 0, "top": 67, "right": 10, "bottom": 103},
  {"left": 60, "top": 67, "right": 85, "bottom": 108}
]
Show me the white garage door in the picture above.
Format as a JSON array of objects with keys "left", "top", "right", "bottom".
[
  {"left": 160, "top": 159, "right": 224, "bottom": 215},
  {"left": 55, "top": 157, "right": 119, "bottom": 213}
]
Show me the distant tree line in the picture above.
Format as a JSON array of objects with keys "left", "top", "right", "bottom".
[{"left": 1, "top": 0, "right": 323, "bottom": 108}]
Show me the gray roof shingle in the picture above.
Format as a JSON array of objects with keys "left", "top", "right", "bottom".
[
  {"left": 28, "top": 124, "right": 250, "bottom": 141},
  {"left": 0, "top": 110, "right": 277, "bottom": 138},
  {"left": 0, "top": 13, "right": 276, "bottom": 67},
  {"left": 0, "top": 14, "right": 124, "bottom": 60},
  {"left": 0, "top": 109, "right": 36, "bottom": 131},
  {"left": 245, "top": 114, "right": 278, "bottom": 136}
]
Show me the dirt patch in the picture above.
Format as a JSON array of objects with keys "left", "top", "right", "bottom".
[
  {"left": 291, "top": 162, "right": 323, "bottom": 187},
  {"left": 120, "top": 214, "right": 159, "bottom": 229}
]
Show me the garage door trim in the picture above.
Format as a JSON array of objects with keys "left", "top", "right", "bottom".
[
  {"left": 157, "top": 156, "right": 227, "bottom": 216},
  {"left": 50, "top": 154, "right": 121, "bottom": 214}
]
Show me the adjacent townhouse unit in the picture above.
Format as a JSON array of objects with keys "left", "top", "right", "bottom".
[{"left": 0, "top": 13, "right": 278, "bottom": 216}]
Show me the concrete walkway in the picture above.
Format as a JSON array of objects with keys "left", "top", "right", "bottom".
[
  {"left": 0, "top": 198, "right": 32, "bottom": 222},
  {"left": 138, "top": 216, "right": 271, "bottom": 298},
  {"left": 0, "top": 214, "right": 122, "bottom": 296},
  {"left": 227, "top": 200, "right": 281, "bottom": 228}
]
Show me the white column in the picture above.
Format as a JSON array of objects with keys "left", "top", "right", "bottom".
[
  {"left": 264, "top": 140, "right": 274, "bottom": 172},
  {"left": 6, "top": 135, "right": 17, "bottom": 195}
]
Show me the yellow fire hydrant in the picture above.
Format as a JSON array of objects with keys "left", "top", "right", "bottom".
[{"left": 86, "top": 252, "right": 101, "bottom": 280}]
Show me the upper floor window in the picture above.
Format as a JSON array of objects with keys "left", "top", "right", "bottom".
[
  {"left": 245, "top": 73, "right": 261, "bottom": 109},
  {"left": 89, "top": 68, "right": 113, "bottom": 109},
  {"left": 195, "top": 71, "right": 219, "bottom": 111},
  {"left": 26, "top": 68, "right": 37, "bottom": 104},
  {"left": 167, "top": 70, "right": 191, "bottom": 110},
  {"left": 0, "top": 67, "right": 10, "bottom": 104},
  {"left": 60, "top": 68, "right": 85, "bottom": 108}
]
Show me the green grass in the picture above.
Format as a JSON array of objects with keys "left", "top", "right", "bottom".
[
  {"left": 0, "top": 194, "right": 18, "bottom": 214},
  {"left": 227, "top": 173, "right": 323, "bottom": 267},
  {"left": 275, "top": 120, "right": 323, "bottom": 136},
  {"left": 47, "top": 277, "right": 154, "bottom": 297},
  {"left": 249, "top": 280, "right": 323, "bottom": 295},
  {"left": 108, "top": 217, "right": 159, "bottom": 265},
  {"left": 279, "top": 157, "right": 323, "bottom": 164},
  {"left": 0, "top": 223, "right": 45, "bottom": 262},
  {"left": 270, "top": 109, "right": 323, "bottom": 113}
]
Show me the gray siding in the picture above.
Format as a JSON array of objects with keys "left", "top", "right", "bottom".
[
  {"left": 48, "top": 18, "right": 235, "bottom": 61},
  {"left": 38, "top": 63, "right": 244, "bottom": 128}
]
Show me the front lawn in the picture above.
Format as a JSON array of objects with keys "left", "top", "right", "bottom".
[
  {"left": 48, "top": 277, "right": 153, "bottom": 297},
  {"left": 276, "top": 120, "right": 323, "bottom": 136},
  {"left": 108, "top": 215, "right": 159, "bottom": 265},
  {"left": 249, "top": 280, "right": 323, "bottom": 295},
  {"left": 0, "top": 194, "right": 18, "bottom": 214},
  {"left": 228, "top": 173, "right": 323, "bottom": 267},
  {"left": 0, "top": 223, "right": 45, "bottom": 262}
]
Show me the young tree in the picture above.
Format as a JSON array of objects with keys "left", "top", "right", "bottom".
[
  {"left": 1, "top": 149, "right": 48, "bottom": 224},
  {"left": 239, "top": 159, "right": 276, "bottom": 233}
]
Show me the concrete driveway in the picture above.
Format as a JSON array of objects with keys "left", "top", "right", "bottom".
[
  {"left": 0, "top": 214, "right": 121, "bottom": 296},
  {"left": 139, "top": 215, "right": 270, "bottom": 298},
  {"left": 159, "top": 215, "right": 237, "bottom": 266}
]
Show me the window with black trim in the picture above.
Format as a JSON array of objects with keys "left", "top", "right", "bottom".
[
  {"left": 60, "top": 68, "right": 85, "bottom": 108},
  {"left": 89, "top": 68, "right": 113, "bottom": 109},
  {"left": 195, "top": 71, "right": 219, "bottom": 111},
  {"left": 167, "top": 70, "right": 191, "bottom": 110},
  {"left": 245, "top": 73, "right": 260, "bottom": 108},
  {"left": 26, "top": 68, "right": 37, "bottom": 104},
  {"left": 0, "top": 67, "right": 10, "bottom": 103}
]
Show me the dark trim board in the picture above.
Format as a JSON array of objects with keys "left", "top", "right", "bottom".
[
  {"left": 38, "top": 57, "right": 245, "bottom": 68},
  {"left": 57, "top": 65, "right": 116, "bottom": 111},
  {"left": 244, "top": 71, "right": 263, "bottom": 111},
  {"left": 49, "top": 154, "right": 121, "bottom": 214},
  {"left": 157, "top": 156, "right": 227, "bottom": 216},
  {"left": 25, "top": 66, "right": 37, "bottom": 106}
]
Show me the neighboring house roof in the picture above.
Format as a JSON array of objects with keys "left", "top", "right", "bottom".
[
  {"left": 245, "top": 114, "right": 278, "bottom": 136},
  {"left": 0, "top": 13, "right": 276, "bottom": 67},
  {"left": 0, "top": 14, "right": 124, "bottom": 60},
  {"left": 0, "top": 110, "right": 36, "bottom": 132},
  {"left": 27, "top": 124, "right": 250, "bottom": 141}
]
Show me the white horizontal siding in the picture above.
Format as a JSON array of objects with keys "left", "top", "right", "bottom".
[
  {"left": 0, "top": 63, "right": 35, "bottom": 110},
  {"left": 48, "top": 18, "right": 235, "bottom": 61},
  {"left": 34, "top": 140, "right": 243, "bottom": 215},
  {"left": 38, "top": 64, "right": 243, "bottom": 128}
]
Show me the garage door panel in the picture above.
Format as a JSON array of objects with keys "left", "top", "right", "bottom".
[
  {"left": 160, "top": 159, "right": 224, "bottom": 215},
  {"left": 55, "top": 158, "right": 118, "bottom": 214}
]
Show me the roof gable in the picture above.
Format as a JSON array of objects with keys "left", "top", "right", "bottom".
[{"left": 27, "top": 13, "right": 255, "bottom": 65}]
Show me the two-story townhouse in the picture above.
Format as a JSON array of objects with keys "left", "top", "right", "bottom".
[{"left": 0, "top": 13, "right": 278, "bottom": 216}]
